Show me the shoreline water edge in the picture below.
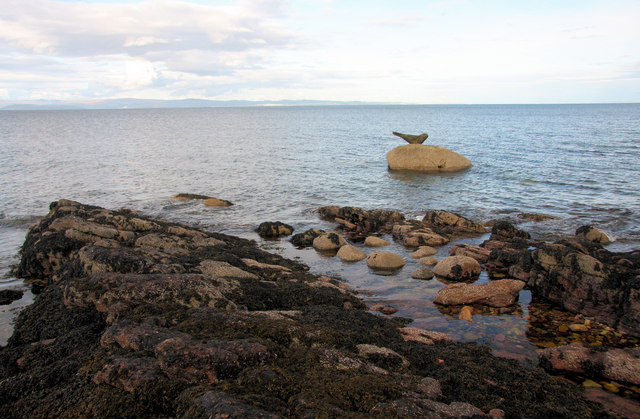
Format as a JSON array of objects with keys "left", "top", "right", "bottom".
[{"left": 0, "top": 199, "right": 639, "bottom": 417}]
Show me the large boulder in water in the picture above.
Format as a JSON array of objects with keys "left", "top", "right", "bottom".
[{"left": 386, "top": 144, "right": 472, "bottom": 172}]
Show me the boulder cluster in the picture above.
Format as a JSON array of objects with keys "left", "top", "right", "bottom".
[
  {"left": 294, "top": 204, "right": 640, "bottom": 399},
  {"left": 308, "top": 206, "right": 525, "bottom": 312}
]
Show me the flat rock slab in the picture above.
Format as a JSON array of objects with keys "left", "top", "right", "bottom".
[
  {"left": 386, "top": 144, "right": 472, "bottom": 172},
  {"left": 434, "top": 279, "right": 526, "bottom": 307}
]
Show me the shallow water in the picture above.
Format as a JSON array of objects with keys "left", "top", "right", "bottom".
[{"left": 1, "top": 104, "right": 639, "bottom": 352}]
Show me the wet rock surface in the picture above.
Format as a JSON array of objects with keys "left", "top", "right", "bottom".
[
  {"left": 433, "top": 255, "right": 482, "bottom": 282},
  {"left": 434, "top": 280, "right": 526, "bottom": 308},
  {"left": 539, "top": 344, "right": 640, "bottom": 386},
  {"left": 422, "top": 210, "right": 487, "bottom": 236},
  {"left": 317, "top": 206, "right": 404, "bottom": 235},
  {"left": 576, "top": 225, "right": 611, "bottom": 244},
  {"left": 289, "top": 228, "right": 325, "bottom": 248},
  {"left": 0, "top": 289, "right": 23, "bottom": 305},
  {"left": 386, "top": 144, "right": 473, "bottom": 172},
  {"left": 256, "top": 221, "right": 294, "bottom": 238},
  {"left": 0, "top": 200, "right": 613, "bottom": 417}
]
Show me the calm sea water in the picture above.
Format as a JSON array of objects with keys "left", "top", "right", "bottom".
[{"left": 1, "top": 104, "right": 639, "bottom": 353}]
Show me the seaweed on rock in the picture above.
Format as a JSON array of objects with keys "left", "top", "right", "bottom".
[{"left": 0, "top": 200, "right": 612, "bottom": 418}]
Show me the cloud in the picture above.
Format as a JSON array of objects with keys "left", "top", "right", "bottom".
[
  {"left": 0, "top": 0, "right": 639, "bottom": 103},
  {"left": 0, "top": 0, "right": 295, "bottom": 97}
]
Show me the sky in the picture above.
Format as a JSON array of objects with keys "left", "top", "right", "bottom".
[{"left": 0, "top": 0, "right": 639, "bottom": 104}]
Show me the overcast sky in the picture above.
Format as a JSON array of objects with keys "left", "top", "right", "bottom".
[{"left": 1, "top": 0, "right": 639, "bottom": 104}]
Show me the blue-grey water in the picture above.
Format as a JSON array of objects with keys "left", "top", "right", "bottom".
[{"left": 1, "top": 104, "right": 639, "bottom": 356}]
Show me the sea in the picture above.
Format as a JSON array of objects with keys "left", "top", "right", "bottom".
[{"left": 1, "top": 103, "right": 639, "bottom": 357}]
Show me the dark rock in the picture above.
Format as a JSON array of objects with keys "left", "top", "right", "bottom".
[
  {"left": 256, "top": 221, "right": 294, "bottom": 238},
  {"left": 422, "top": 210, "right": 486, "bottom": 236},
  {"left": 290, "top": 228, "right": 325, "bottom": 248},
  {"left": 490, "top": 220, "right": 531, "bottom": 241},
  {"left": 318, "top": 206, "right": 404, "bottom": 234},
  {"left": 0, "top": 289, "right": 23, "bottom": 305},
  {"left": 518, "top": 240, "right": 640, "bottom": 335}
]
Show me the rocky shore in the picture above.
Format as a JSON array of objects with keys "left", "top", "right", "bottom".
[{"left": 0, "top": 200, "right": 619, "bottom": 418}]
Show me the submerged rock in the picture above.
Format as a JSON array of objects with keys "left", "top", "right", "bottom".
[
  {"left": 459, "top": 305, "right": 474, "bottom": 322},
  {"left": 410, "top": 246, "right": 438, "bottom": 258},
  {"left": 539, "top": 344, "right": 640, "bottom": 386},
  {"left": 386, "top": 144, "right": 472, "bottom": 172},
  {"left": 364, "top": 236, "right": 390, "bottom": 247},
  {"left": 411, "top": 267, "right": 434, "bottom": 280},
  {"left": 418, "top": 256, "right": 439, "bottom": 266},
  {"left": 203, "top": 197, "right": 234, "bottom": 207},
  {"left": 173, "top": 193, "right": 212, "bottom": 200}
]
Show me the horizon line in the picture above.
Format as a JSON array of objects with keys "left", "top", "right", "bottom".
[{"left": 1, "top": 98, "right": 639, "bottom": 111}]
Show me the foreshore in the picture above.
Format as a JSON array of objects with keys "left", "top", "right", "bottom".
[{"left": 0, "top": 200, "right": 638, "bottom": 417}]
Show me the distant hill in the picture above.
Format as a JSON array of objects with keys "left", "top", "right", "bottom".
[{"left": 1, "top": 98, "right": 387, "bottom": 111}]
